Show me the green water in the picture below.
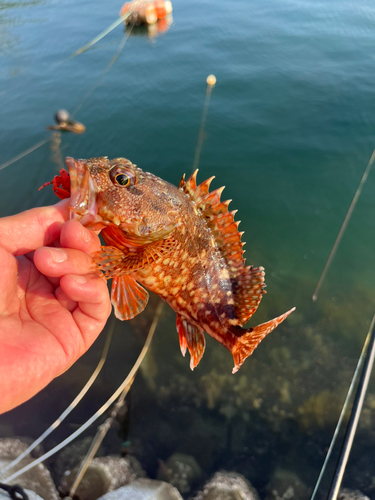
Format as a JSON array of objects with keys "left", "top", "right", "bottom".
[{"left": 1, "top": 0, "right": 375, "bottom": 497}]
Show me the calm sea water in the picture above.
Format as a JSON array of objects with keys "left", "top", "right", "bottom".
[{"left": 1, "top": 0, "right": 375, "bottom": 497}]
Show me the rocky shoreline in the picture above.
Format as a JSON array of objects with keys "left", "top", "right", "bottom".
[{"left": 0, "top": 437, "right": 372, "bottom": 500}]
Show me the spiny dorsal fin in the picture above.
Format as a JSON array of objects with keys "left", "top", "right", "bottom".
[
  {"left": 181, "top": 170, "right": 216, "bottom": 202},
  {"left": 180, "top": 171, "right": 266, "bottom": 325}
]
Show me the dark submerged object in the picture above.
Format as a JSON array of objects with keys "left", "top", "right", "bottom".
[{"left": 46, "top": 109, "right": 86, "bottom": 134}]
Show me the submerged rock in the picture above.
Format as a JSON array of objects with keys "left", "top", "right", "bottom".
[
  {"left": 52, "top": 437, "right": 100, "bottom": 484},
  {"left": 0, "top": 437, "right": 43, "bottom": 458},
  {"left": 338, "top": 489, "right": 370, "bottom": 500},
  {"left": 59, "top": 455, "right": 145, "bottom": 500},
  {"left": 0, "top": 489, "right": 44, "bottom": 500},
  {"left": 265, "top": 468, "right": 310, "bottom": 500},
  {"left": 191, "top": 471, "right": 260, "bottom": 500},
  {"left": 96, "top": 478, "right": 183, "bottom": 499},
  {"left": 157, "top": 453, "right": 202, "bottom": 494},
  {"left": 0, "top": 438, "right": 59, "bottom": 500},
  {"left": 0, "top": 438, "right": 30, "bottom": 458}
]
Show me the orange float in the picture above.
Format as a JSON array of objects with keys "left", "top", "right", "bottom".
[{"left": 120, "top": 0, "right": 172, "bottom": 25}]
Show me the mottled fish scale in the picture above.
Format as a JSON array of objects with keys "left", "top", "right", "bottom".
[
  {"left": 181, "top": 171, "right": 267, "bottom": 326},
  {"left": 136, "top": 204, "right": 234, "bottom": 328}
]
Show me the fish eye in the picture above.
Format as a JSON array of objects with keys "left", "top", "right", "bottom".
[
  {"left": 115, "top": 173, "right": 130, "bottom": 186},
  {"left": 110, "top": 165, "right": 136, "bottom": 188}
]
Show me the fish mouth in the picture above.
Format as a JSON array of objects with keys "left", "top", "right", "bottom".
[{"left": 66, "top": 157, "right": 104, "bottom": 229}]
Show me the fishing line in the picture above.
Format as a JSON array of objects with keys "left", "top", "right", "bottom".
[
  {"left": 192, "top": 75, "right": 217, "bottom": 173},
  {"left": 0, "top": 137, "right": 50, "bottom": 173},
  {"left": 69, "top": 303, "right": 163, "bottom": 497},
  {"left": 67, "top": 391, "right": 129, "bottom": 498},
  {"left": 3, "top": 302, "right": 162, "bottom": 483},
  {"left": 72, "top": 25, "right": 134, "bottom": 118},
  {"left": 312, "top": 148, "right": 375, "bottom": 301},
  {"left": 0, "top": 317, "right": 115, "bottom": 476},
  {"left": 68, "top": 374, "right": 136, "bottom": 498},
  {"left": 72, "top": 12, "right": 131, "bottom": 57},
  {"left": 1, "top": 11, "right": 131, "bottom": 102},
  {"left": 310, "top": 314, "right": 375, "bottom": 500},
  {"left": 0, "top": 12, "right": 132, "bottom": 171},
  {"left": 327, "top": 313, "right": 375, "bottom": 500},
  {"left": 0, "top": 26, "right": 131, "bottom": 171}
]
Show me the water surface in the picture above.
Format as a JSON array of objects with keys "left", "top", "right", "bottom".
[{"left": 1, "top": 0, "right": 375, "bottom": 497}]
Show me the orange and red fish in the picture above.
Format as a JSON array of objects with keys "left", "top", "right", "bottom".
[{"left": 41, "top": 157, "right": 295, "bottom": 373}]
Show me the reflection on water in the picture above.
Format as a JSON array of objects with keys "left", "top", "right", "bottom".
[
  {"left": 0, "top": 5, "right": 19, "bottom": 56},
  {"left": 49, "top": 132, "right": 64, "bottom": 169},
  {"left": 0, "top": 1, "right": 44, "bottom": 52},
  {"left": 0, "top": 0, "right": 45, "bottom": 88},
  {"left": 127, "top": 14, "right": 173, "bottom": 39},
  {"left": 1, "top": 0, "right": 375, "bottom": 498}
]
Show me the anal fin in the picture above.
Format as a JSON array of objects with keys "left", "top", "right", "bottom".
[
  {"left": 231, "top": 307, "right": 295, "bottom": 374},
  {"left": 176, "top": 315, "right": 206, "bottom": 370},
  {"left": 111, "top": 275, "right": 149, "bottom": 320}
]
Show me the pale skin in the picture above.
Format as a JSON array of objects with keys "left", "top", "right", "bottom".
[{"left": 0, "top": 200, "right": 112, "bottom": 414}]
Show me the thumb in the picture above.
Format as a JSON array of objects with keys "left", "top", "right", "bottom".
[{"left": 0, "top": 246, "right": 18, "bottom": 314}]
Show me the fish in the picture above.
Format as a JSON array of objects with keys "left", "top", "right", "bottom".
[{"left": 64, "top": 156, "right": 295, "bottom": 373}]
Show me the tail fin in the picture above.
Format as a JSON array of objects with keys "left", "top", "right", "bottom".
[{"left": 231, "top": 307, "right": 295, "bottom": 374}]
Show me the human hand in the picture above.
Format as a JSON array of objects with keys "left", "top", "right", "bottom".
[{"left": 0, "top": 201, "right": 111, "bottom": 414}]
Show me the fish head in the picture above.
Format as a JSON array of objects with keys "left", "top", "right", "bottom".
[{"left": 66, "top": 156, "right": 178, "bottom": 239}]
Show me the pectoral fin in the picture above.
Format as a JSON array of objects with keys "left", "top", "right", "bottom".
[
  {"left": 94, "top": 235, "right": 176, "bottom": 279},
  {"left": 176, "top": 314, "right": 206, "bottom": 370},
  {"left": 93, "top": 246, "right": 126, "bottom": 278},
  {"left": 111, "top": 275, "right": 149, "bottom": 320}
]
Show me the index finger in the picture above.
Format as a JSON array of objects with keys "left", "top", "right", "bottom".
[
  {"left": 0, "top": 199, "right": 69, "bottom": 256},
  {"left": 59, "top": 219, "right": 102, "bottom": 255}
]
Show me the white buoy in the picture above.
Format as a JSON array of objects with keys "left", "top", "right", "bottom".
[{"left": 206, "top": 74, "right": 216, "bottom": 86}]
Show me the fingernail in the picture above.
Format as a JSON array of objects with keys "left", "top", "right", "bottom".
[
  {"left": 48, "top": 248, "right": 67, "bottom": 263},
  {"left": 69, "top": 274, "right": 87, "bottom": 284},
  {"left": 81, "top": 225, "right": 91, "bottom": 243}
]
